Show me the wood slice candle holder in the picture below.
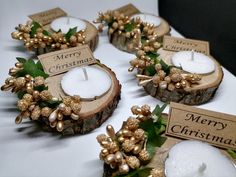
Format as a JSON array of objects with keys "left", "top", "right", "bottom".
[
  {"left": 11, "top": 8, "right": 98, "bottom": 55},
  {"left": 99, "top": 113, "right": 236, "bottom": 177},
  {"left": 1, "top": 53, "right": 121, "bottom": 135},
  {"left": 35, "top": 20, "right": 98, "bottom": 55},
  {"left": 94, "top": 11, "right": 170, "bottom": 54},
  {"left": 45, "top": 63, "right": 121, "bottom": 135},
  {"left": 109, "top": 16, "right": 170, "bottom": 53},
  {"left": 141, "top": 48, "right": 223, "bottom": 105}
]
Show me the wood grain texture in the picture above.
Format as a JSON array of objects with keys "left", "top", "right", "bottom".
[
  {"left": 40, "top": 64, "right": 121, "bottom": 135},
  {"left": 141, "top": 48, "right": 223, "bottom": 105}
]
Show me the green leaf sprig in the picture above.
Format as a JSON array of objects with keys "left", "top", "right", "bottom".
[
  {"left": 15, "top": 58, "right": 49, "bottom": 79},
  {"left": 227, "top": 149, "right": 236, "bottom": 159},
  {"left": 65, "top": 27, "right": 77, "bottom": 41},
  {"left": 139, "top": 104, "right": 167, "bottom": 159}
]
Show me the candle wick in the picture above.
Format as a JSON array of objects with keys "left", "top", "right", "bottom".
[
  {"left": 82, "top": 68, "right": 88, "bottom": 81},
  {"left": 191, "top": 50, "right": 194, "bottom": 61},
  {"left": 198, "top": 163, "right": 207, "bottom": 173},
  {"left": 67, "top": 16, "right": 70, "bottom": 25}
]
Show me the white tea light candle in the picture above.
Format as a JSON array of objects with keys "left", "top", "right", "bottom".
[
  {"left": 171, "top": 51, "right": 215, "bottom": 74},
  {"left": 131, "top": 13, "right": 161, "bottom": 27},
  {"left": 61, "top": 65, "right": 112, "bottom": 100},
  {"left": 165, "top": 140, "right": 236, "bottom": 177},
  {"left": 51, "top": 16, "right": 86, "bottom": 33}
]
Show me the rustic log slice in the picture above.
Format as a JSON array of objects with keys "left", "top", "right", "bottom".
[
  {"left": 140, "top": 48, "right": 223, "bottom": 105},
  {"left": 103, "top": 114, "right": 235, "bottom": 177},
  {"left": 41, "top": 64, "right": 121, "bottom": 135}
]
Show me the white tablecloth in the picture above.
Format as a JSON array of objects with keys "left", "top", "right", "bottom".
[{"left": 0, "top": 1, "right": 236, "bottom": 177}]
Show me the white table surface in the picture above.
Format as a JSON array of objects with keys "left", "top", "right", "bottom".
[{"left": 0, "top": 1, "right": 236, "bottom": 177}]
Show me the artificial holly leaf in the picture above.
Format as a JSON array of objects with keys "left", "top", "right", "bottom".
[
  {"left": 15, "top": 69, "right": 26, "bottom": 77},
  {"left": 36, "top": 60, "right": 44, "bottom": 70},
  {"left": 116, "top": 167, "right": 152, "bottom": 177},
  {"left": 34, "top": 85, "right": 48, "bottom": 92},
  {"left": 17, "top": 91, "right": 26, "bottom": 99},
  {"left": 30, "top": 21, "right": 41, "bottom": 37},
  {"left": 139, "top": 119, "right": 156, "bottom": 139},
  {"left": 16, "top": 57, "right": 26, "bottom": 63},
  {"left": 154, "top": 124, "right": 166, "bottom": 135},
  {"left": 146, "top": 135, "right": 167, "bottom": 157},
  {"left": 15, "top": 59, "right": 48, "bottom": 78},
  {"left": 227, "top": 149, "right": 236, "bottom": 159},
  {"left": 38, "top": 100, "right": 62, "bottom": 108},
  {"left": 124, "top": 23, "right": 135, "bottom": 32},
  {"left": 152, "top": 103, "right": 167, "bottom": 122},
  {"left": 65, "top": 27, "right": 77, "bottom": 41},
  {"left": 146, "top": 51, "right": 159, "bottom": 60},
  {"left": 23, "top": 59, "right": 49, "bottom": 78},
  {"left": 42, "top": 30, "right": 50, "bottom": 36},
  {"left": 159, "top": 59, "right": 170, "bottom": 75},
  {"left": 144, "top": 65, "right": 156, "bottom": 76},
  {"left": 139, "top": 119, "right": 166, "bottom": 158}
]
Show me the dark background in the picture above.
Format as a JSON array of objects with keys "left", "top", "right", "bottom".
[{"left": 159, "top": 0, "right": 236, "bottom": 76}]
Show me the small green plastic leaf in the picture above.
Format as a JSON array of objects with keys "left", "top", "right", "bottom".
[
  {"left": 17, "top": 91, "right": 26, "bottom": 99},
  {"left": 146, "top": 51, "right": 159, "bottom": 60},
  {"left": 42, "top": 30, "right": 50, "bottom": 36},
  {"left": 155, "top": 124, "right": 166, "bottom": 135},
  {"left": 65, "top": 27, "right": 77, "bottom": 41},
  {"left": 15, "top": 69, "right": 27, "bottom": 77},
  {"left": 16, "top": 57, "right": 27, "bottom": 63},
  {"left": 36, "top": 61, "right": 43, "bottom": 70},
  {"left": 15, "top": 59, "right": 48, "bottom": 78},
  {"left": 159, "top": 59, "right": 170, "bottom": 74},
  {"left": 124, "top": 23, "right": 135, "bottom": 32},
  {"left": 227, "top": 149, "right": 236, "bottom": 159},
  {"left": 30, "top": 21, "right": 41, "bottom": 37},
  {"left": 146, "top": 135, "right": 167, "bottom": 157},
  {"left": 23, "top": 59, "right": 49, "bottom": 78},
  {"left": 144, "top": 65, "right": 156, "bottom": 76},
  {"left": 34, "top": 85, "right": 48, "bottom": 92},
  {"left": 38, "top": 100, "right": 62, "bottom": 108},
  {"left": 152, "top": 104, "right": 167, "bottom": 121},
  {"left": 139, "top": 119, "right": 156, "bottom": 138}
]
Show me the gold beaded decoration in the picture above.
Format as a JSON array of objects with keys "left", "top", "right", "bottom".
[
  {"left": 1, "top": 60, "right": 82, "bottom": 133},
  {"left": 97, "top": 105, "right": 156, "bottom": 176},
  {"left": 94, "top": 10, "right": 161, "bottom": 52},
  {"left": 11, "top": 21, "right": 86, "bottom": 51}
]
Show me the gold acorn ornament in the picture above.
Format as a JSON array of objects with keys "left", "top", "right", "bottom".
[{"left": 97, "top": 104, "right": 167, "bottom": 176}]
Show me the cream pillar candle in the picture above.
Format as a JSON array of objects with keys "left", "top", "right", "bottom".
[
  {"left": 51, "top": 16, "right": 86, "bottom": 33},
  {"left": 61, "top": 66, "right": 112, "bottom": 99},
  {"left": 131, "top": 13, "right": 161, "bottom": 26},
  {"left": 165, "top": 140, "right": 236, "bottom": 177},
  {"left": 171, "top": 51, "right": 215, "bottom": 74}
]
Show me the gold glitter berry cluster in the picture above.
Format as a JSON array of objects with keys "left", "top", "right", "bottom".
[
  {"left": 1, "top": 61, "right": 82, "bottom": 133},
  {"left": 11, "top": 21, "right": 85, "bottom": 51},
  {"left": 97, "top": 105, "right": 164, "bottom": 176},
  {"left": 94, "top": 11, "right": 160, "bottom": 51},
  {"left": 129, "top": 47, "right": 201, "bottom": 91}
]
